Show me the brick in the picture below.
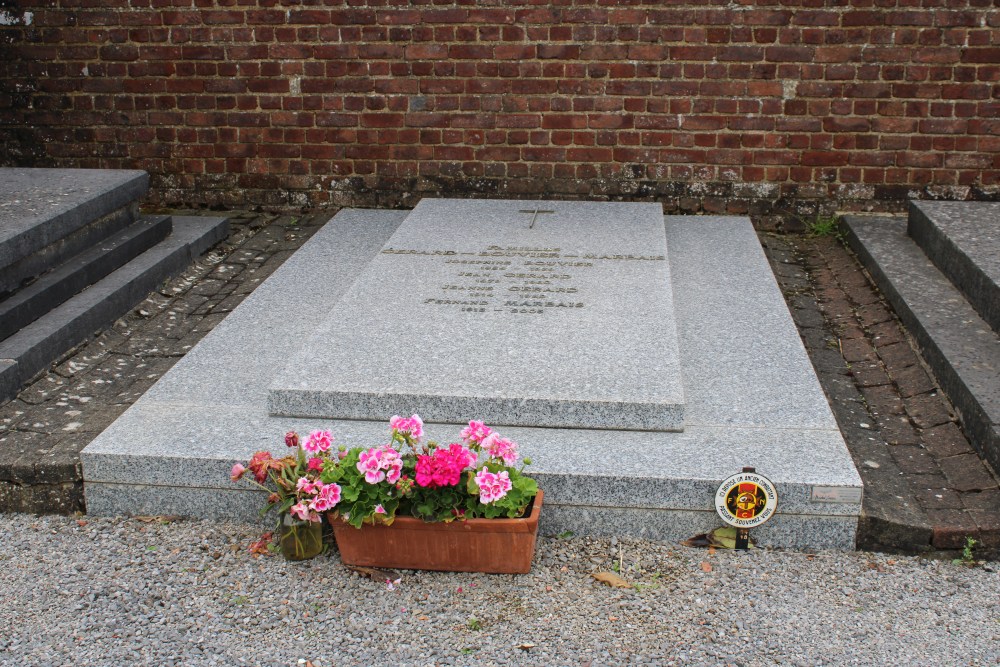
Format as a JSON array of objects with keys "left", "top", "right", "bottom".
[
  {"left": 939, "top": 454, "right": 999, "bottom": 492},
  {"left": 891, "top": 365, "right": 936, "bottom": 399},
  {"left": 914, "top": 487, "right": 964, "bottom": 510},
  {"left": 927, "top": 509, "right": 980, "bottom": 549},
  {"left": 891, "top": 445, "right": 940, "bottom": 475},
  {"left": 904, "top": 394, "right": 953, "bottom": 429},
  {"left": 877, "top": 413, "right": 922, "bottom": 446},
  {"left": 921, "top": 422, "right": 976, "bottom": 459},
  {"left": 860, "top": 385, "right": 905, "bottom": 416}
]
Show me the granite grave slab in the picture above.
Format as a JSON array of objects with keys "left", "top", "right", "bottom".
[
  {"left": 908, "top": 200, "right": 1000, "bottom": 334},
  {"left": 0, "top": 168, "right": 147, "bottom": 294},
  {"left": 83, "top": 206, "right": 863, "bottom": 550},
  {"left": 269, "top": 199, "right": 685, "bottom": 431}
]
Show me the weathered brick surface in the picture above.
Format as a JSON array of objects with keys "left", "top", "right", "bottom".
[
  {"left": 764, "top": 231, "right": 1000, "bottom": 556},
  {"left": 0, "top": 210, "right": 328, "bottom": 514},
  {"left": 1, "top": 1, "right": 998, "bottom": 225}
]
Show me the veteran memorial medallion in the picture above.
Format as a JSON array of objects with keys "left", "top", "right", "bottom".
[{"left": 715, "top": 470, "right": 778, "bottom": 530}]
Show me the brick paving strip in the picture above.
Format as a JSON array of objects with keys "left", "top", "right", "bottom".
[{"left": 1, "top": 211, "right": 997, "bottom": 556}]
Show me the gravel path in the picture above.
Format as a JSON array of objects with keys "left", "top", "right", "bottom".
[{"left": 2, "top": 514, "right": 998, "bottom": 667}]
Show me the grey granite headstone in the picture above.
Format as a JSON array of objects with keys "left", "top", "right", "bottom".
[{"left": 269, "top": 199, "right": 686, "bottom": 431}]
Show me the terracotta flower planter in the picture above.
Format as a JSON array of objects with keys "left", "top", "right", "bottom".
[{"left": 329, "top": 490, "right": 543, "bottom": 574}]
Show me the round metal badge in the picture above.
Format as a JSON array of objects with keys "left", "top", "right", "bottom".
[{"left": 715, "top": 471, "right": 778, "bottom": 529}]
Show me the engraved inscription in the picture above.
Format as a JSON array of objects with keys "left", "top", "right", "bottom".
[{"left": 381, "top": 233, "right": 664, "bottom": 315}]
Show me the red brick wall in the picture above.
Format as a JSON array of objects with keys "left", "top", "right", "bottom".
[{"left": 1, "top": 0, "right": 997, "bottom": 227}]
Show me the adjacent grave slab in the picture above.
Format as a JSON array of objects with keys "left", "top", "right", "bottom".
[
  {"left": 0, "top": 168, "right": 147, "bottom": 293},
  {"left": 908, "top": 201, "right": 1000, "bottom": 334},
  {"left": 0, "top": 215, "right": 172, "bottom": 341},
  {"left": 0, "top": 216, "right": 229, "bottom": 404},
  {"left": 83, "top": 207, "right": 862, "bottom": 550},
  {"left": 843, "top": 215, "right": 1000, "bottom": 474},
  {"left": 269, "top": 199, "right": 685, "bottom": 431}
]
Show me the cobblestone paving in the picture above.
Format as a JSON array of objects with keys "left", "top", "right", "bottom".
[
  {"left": 1, "top": 212, "right": 997, "bottom": 556},
  {"left": 762, "top": 233, "right": 1000, "bottom": 556}
]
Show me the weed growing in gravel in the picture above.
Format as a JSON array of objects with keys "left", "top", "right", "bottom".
[
  {"left": 466, "top": 616, "right": 483, "bottom": 631},
  {"left": 953, "top": 537, "right": 978, "bottom": 567}
]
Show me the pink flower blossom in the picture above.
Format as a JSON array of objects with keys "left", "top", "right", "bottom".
[
  {"left": 296, "top": 477, "right": 318, "bottom": 494},
  {"left": 285, "top": 431, "right": 299, "bottom": 448},
  {"left": 475, "top": 469, "right": 513, "bottom": 504},
  {"left": 415, "top": 443, "right": 475, "bottom": 488},
  {"left": 389, "top": 413, "right": 424, "bottom": 439},
  {"left": 307, "top": 457, "right": 324, "bottom": 472},
  {"left": 302, "top": 430, "right": 334, "bottom": 454},
  {"left": 460, "top": 420, "right": 493, "bottom": 446},
  {"left": 482, "top": 433, "right": 519, "bottom": 464},
  {"left": 310, "top": 482, "right": 342, "bottom": 512},
  {"left": 230, "top": 463, "right": 246, "bottom": 482},
  {"left": 290, "top": 502, "right": 312, "bottom": 521},
  {"left": 375, "top": 504, "right": 386, "bottom": 514},
  {"left": 357, "top": 448, "right": 385, "bottom": 484}
]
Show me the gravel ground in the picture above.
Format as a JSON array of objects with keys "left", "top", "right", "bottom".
[{"left": 1, "top": 514, "right": 998, "bottom": 667}]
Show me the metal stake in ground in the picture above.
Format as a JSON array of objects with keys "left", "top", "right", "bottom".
[{"left": 715, "top": 467, "right": 779, "bottom": 550}]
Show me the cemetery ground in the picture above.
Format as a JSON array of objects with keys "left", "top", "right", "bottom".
[{"left": 0, "top": 209, "right": 999, "bottom": 665}]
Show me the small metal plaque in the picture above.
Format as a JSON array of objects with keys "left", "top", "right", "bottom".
[
  {"left": 810, "top": 486, "right": 863, "bottom": 504},
  {"left": 715, "top": 471, "right": 778, "bottom": 529}
]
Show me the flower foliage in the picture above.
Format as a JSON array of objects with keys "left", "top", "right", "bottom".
[
  {"left": 329, "top": 415, "right": 537, "bottom": 527},
  {"left": 231, "top": 430, "right": 342, "bottom": 526},
  {"left": 234, "top": 415, "right": 539, "bottom": 530}
]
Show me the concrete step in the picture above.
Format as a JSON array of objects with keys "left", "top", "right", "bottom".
[
  {"left": 843, "top": 215, "right": 1000, "bottom": 474},
  {"left": 908, "top": 201, "right": 1000, "bottom": 335},
  {"left": 0, "top": 215, "right": 172, "bottom": 341},
  {"left": 0, "top": 215, "right": 229, "bottom": 405},
  {"left": 82, "top": 209, "right": 862, "bottom": 551},
  {"left": 0, "top": 169, "right": 148, "bottom": 295}
]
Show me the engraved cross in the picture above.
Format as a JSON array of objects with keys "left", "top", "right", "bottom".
[{"left": 518, "top": 208, "right": 555, "bottom": 229}]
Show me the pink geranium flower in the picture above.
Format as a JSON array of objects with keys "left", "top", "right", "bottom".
[
  {"left": 482, "top": 433, "right": 519, "bottom": 464},
  {"left": 296, "top": 477, "right": 318, "bottom": 494},
  {"left": 307, "top": 457, "right": 324, "bottom": 472},
  {"left": 310, "top": 482, "right": 342, "bottom": 512},
  {"left": 389, "top": 414, "right": 424, "bottom": 439},
  {"left": 415, "top": 443, "right": 475, "bottom": 488},
  {"left": 230, "top": 463, "right": 246, "bottom": 482},
  {"left": 475, "top": 469, "right": 512, "bottom": 504},
  {"left": 357, "top": 448, "right": 386, "bottom": 484},
  {"left": 290, "top": 502, "right": 312, "bottom": 521},
  {"left": 460, "top": 420, "right": 493, "bottom": 446},
  {"left": 303, "top": 430, "right": 334, "bottom": 454}
]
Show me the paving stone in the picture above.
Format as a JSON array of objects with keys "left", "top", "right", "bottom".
[
  {"left": 860, "top": 385, "right": 905, "bottom": 416},
  {"left": 836, "top": 323, "right": 867, "bottom": 340},
  {"left": 876, "top": 342, "right": 920, "bottom": 369},
  {"left": 856, "top": 303, "right": 893, "bottom": 328},
  {"left": 939, "top": 454, "right": 999, "bottom": 492},
  {"left": 851, "top": 362, "right": 892, "bottom": 388},
  {"left": 841, "top": 338, "right": 877, "bottom": 363},
  {"left": 926, "top": 509, "right": 980, "bottom": 549},
  {"left": 876, "top": 414, "right": 922, "bottom": 446},
  {"left": 968, "top": 510, "right": 1000, "bottom": 549},
  {"left": 904, "top": 394, "right": 954, "bottom": 429},
  {"left": 866, "top": 320, "right": 906, "bottom": 346},
  {"left": 891, "top": 364, "right": 937, "bottom": 399},
  {"left": 914, "top": 487, "right": 964, "bottom": 510},
  {"left": 890, "top": 445, "right": 941, "bottom": 475},
  {"left": 960, "top": 488, "right": 1000, "bottom": 512},
  {"left": 921, "top": 422, "right": 976, "bottom": 459}
]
